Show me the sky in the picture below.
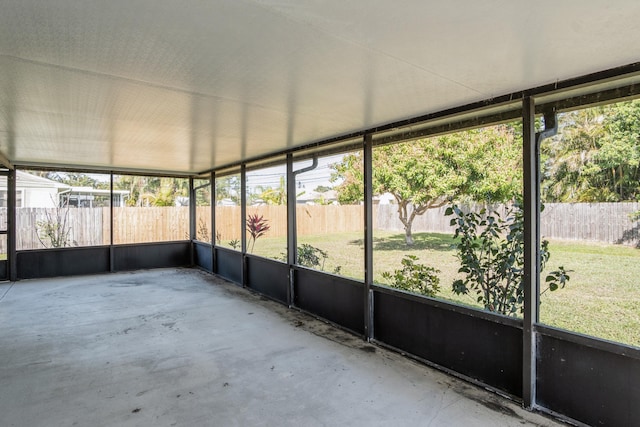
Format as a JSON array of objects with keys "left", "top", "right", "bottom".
[{"left": 245, "top": 153, "right": 345, "bottom": 194}]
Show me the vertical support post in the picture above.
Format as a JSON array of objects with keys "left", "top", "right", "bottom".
[
  {"left": 210, "top": 171, "right": 216, "bottom": 273},
  {"left": 285, "top": 154, "right": 316, "bottom": 307},
  {"left": 286, "top": 153, "right": 296, "bottom": 307},
  {"left": 7, "top": 168, "right": 17, "bottom": 281},
  {"left": 109, "top": 173, "right": 114, "bottom": 272},
  {"left": 189, "top": 177, "right": 196, "bottom": 266},
  {"left": 363, "top": 134, "right": 374, "bottom": 340},
  {"left": 522, "top": 96, "right": 539, "bottom": 409},
  {"left": 240, "top": 164, "right": 247, "bottom": 286}
]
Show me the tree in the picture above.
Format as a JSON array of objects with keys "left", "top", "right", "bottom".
[
  {"left": 331, "top": 125, "right": 522, "bottom": 245},
  {"left": 60, "top": 173, "right": 109, "bottom": 189},
  {"left": 330, "top": 152, "right": 364, "bottom": 205},
  {"left": 215, "top": 175, "right": 241, "bottom": 205},
  {"left": 113, "top": 176, "right": 188, "bottom": 207},
  {"left": 446, "top": 203, "right": 570, "bottom": 316},
  {"left": 601, "top": 100, "right": 640, "bottom": 200},
  {"left": 194, "top": 180, "right": 212, "bottom": 207},
  {"left": 153, "top": 178, "right": 188, "bottom": 206},
  {"left": 114, "top": 175, "right": 152, "bottom": 206},
  {"left": 542, "top": 100, "right": 640, "bottom": 202},
  {"left": 259, "top": 176, "right": 287, "bottom": 205}
]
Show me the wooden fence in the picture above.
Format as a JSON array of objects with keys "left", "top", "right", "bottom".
[
  {"left": 375, "top": 202, "right": 640, "bottom": 246},
  {"left": 112, "top": 207, "right": 190, "bottom": 244},
  {"left": 205, "top": 205, "right": 365, "bottom": 241},
  {"left": 539, "top": 202, "right": 639, "bottom": 245},
  {"left": 15, "top": 207, "right": 106, "bottom": 250},
  {"left": 12, "top": 207, "right": 189, "bottom": 250},
  {"left": 2, "top": 202, "right": 638, "bottom": 252}
]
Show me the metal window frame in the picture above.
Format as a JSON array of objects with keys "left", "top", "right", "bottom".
[{"left": 210, "top": 70, "right": 640, "bottom": 416}]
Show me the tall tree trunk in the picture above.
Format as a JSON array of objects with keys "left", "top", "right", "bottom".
[
  {"left": 397, "top": 201, "right": 417, "bottom": 245},
  {"left": 403, "top": 207, "right": 417, "bottom": 246},
  {"left": 397, "top": 201, "right": 413, "bottom": 245},
  {"left": 404, "top": 222, "right": 414, "bottom": 245}
]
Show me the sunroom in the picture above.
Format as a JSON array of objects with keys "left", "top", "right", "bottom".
[{"left": 1, "top": 2, "right": 638, "bottom": 426}]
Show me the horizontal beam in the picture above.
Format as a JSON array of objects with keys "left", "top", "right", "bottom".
[{"left": 536, "top": 83, "right": 640, "bottom": 113}]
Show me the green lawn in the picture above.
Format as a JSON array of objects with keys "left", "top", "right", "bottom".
[
  {"left": 539, "top": 240, "right": 640, "bottom": 346},
  {"left": 249, "top": 230, "right": 640, "bottom": 348}
]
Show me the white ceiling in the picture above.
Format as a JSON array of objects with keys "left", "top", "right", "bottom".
[{"left": 1, "top": 1, "right": 640, "bottom": 175}]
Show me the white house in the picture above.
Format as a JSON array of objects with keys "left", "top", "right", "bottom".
[{"left": 0, "top": 172, "right": 128, "bottom": 208}]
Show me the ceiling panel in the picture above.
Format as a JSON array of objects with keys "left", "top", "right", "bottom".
[{"left": 1, "top": 1, "right": 639, "bottom": 174}]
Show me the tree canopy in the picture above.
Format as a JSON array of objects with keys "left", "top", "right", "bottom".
[
  {"left": 113, "top": 176, "right": 188, "bottom": 207},
  {"left": 215, "top": 175, "right": 241, "bottom": 205},
  {"left": 331, "top": 124, "right": 522, "bottom": 244},
  {"left": 541, "top": 100, "right": 640, "bottom": 202}
]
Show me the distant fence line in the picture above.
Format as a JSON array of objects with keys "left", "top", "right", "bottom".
[
  {"left": 209, "top": 205, "right": 365, "bottom": 241},
  {"left": 540, "top": 202, "right": 639, "bottom": 245},
  {"left": 1, "top": 202, "right": 638, "bottom": 252},
  {"left": 112, "top": 207, "right": 189, "bottom": 244},
  {"left": 15, "top": 207, "right": 107, "bottom": 250},
  {"left": 6, "top": 205, "right": 365, "bottom": 250},
  {"left": 375, "top": 202, "right": 640, "bottom": 246},
  {"left": 10, "top": 207, "right": 190, "bottom": 250}
]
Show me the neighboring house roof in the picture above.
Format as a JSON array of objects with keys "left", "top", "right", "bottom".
[
  {"left": 15, "top": 171, "right": 71, "bottom": 190},
  {"left": 70, "top": 187, "right": 128, "bottom": 195},
  {"left": 296, "top": 190, "right": 321, "bottom": 202},
  {"left": 217, "top": 198, "right": 237, "bottom": 206},
  {"left": 0, "top": 173, "right": 129, "bottom": 203},
  {"left": 296, "top": 190, "right": 338, "bottom": 204}
]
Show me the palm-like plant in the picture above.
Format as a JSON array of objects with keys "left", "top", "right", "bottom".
[{"left": 246, "top": 214, "right": 270, "bottom": 253}]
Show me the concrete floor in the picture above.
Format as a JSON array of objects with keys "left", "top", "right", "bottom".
[{"left": 0, "top": 268, "right": 564, "bottom": 427}]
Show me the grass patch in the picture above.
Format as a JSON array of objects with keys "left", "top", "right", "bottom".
[
  {"left": 250, "top": 232, "right": 365, "bottom": 278},
  {"left": 540, "top": 239, "right": 640, "bottom": 347},
  {"left": 249, "top": 230, "right": 640, "bottom": 348}
]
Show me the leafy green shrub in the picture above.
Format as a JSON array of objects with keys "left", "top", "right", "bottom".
[
  {"left": 446, "top": 203, "right": 570, "bottom": 316},
  {"left": 297, "top": 243, "right": 328, "bottom": 269},
  {"left": 382, "top": 255, "right": 440, "bottom": 297},
  {"left": 281, "top": 243, "right": 342, "bottom": 274}
]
